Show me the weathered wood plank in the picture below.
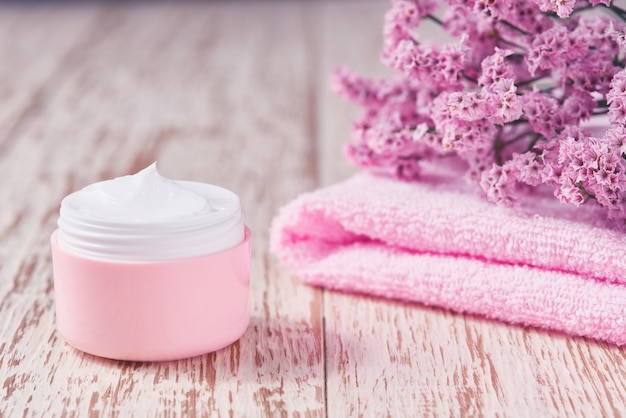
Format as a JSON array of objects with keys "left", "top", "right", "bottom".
[
  {"left": 4, "top": 1, "right": 626, "bottom": 416},
  {"left": 0, "top": 3, "right": 324, "bottom": 416},
  {"left": 317, "top": 1, "right": 626, "bottom": 416},
  {"left": 315, "top": 2, "right": 387, "bottom": 187},
  {"left": 0, "top": 4, "right": 100, "bottom": 153}
]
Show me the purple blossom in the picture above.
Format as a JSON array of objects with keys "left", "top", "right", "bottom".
[
  {"left": 335, "top": 0, "right": 626, "bottom": 222},
  {"left": 489, "top": 78, "right": 523, "bottom": 123},
  {"left": 606, "top": 21, "right": 626, "bottom": 53},
  {"left": 521, "top": 92, "right": 564, "bottom": 139},
  {"left": 479, "top": 163, "right": 520, "bottom": 207},
  {"left": 479, "top": 48, "right": 516, "bottom": 86},
  {"left": 562, "top": 90, "right": 596, "bottom": 124},
  {"left": 383, "top": 0, "right": 437, "bottom": 50},
  {"left": 606, "top": 125, "right": 626, "bottom": 155},
  {"left": 535, "top": 0, "right": 577, "bottom": 18},
  {"left": 526, "top": 25, "right": 572, "bottom": 75},
  {"left": 512, "top": 151, "right": 543, "bottom": 186},
  {"left": 608, "top": 69, "right": 626, "bottom": 124}
]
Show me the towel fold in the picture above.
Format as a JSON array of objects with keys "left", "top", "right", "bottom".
[{"left": 270, "top": 167, "right": 626, "bottom": 345}]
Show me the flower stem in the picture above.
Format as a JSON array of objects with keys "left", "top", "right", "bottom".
[
  {"left": 517, "top": 76, "right": 545, "bottom": 87},
  {"left": 596, "top": 99, "right": 609, "bottom": 108},
  {"left": 611, "top": 4, "right": 626, "bottom": 17},
  {"left": 496, "top": 35, "right": 526, "bottom": 50},
  {"left": 504, "top": 130, "right": 535, "bottom": 146},
  {"left": 426, "top": 14, "right": 443, "bottom": 26},
  {"left": 493, "top": 127, "right": 504, "bottom": 165},
  {"left": 506, "top": 118, "right": 530, "bottom": 126},
  {"left": 525, "top": 134, "right": 543, "bottom": 152},
  {"left": 499, "top": 19, "right": 531, "bottom": 36},
  {"left": 461, "top": 71, "right": 479, "bottom": 85}
]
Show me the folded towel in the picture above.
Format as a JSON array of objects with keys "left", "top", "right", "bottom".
[{"left": 270, "top": 166, "right": 626, "bottom": 345}]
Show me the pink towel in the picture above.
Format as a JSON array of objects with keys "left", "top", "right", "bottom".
[{"left": 270, "top": 166, "right": 626, "bottom": 345}]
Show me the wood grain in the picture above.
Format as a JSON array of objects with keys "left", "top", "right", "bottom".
[
  {"left": 0, "top": 3, "right": 323, "bottom": 416},
  {"left": 2, "top": 1, "right": 626, "bottom": 417}
]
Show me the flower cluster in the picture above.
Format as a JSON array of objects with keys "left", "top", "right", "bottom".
[{"left": 332, "top": 0, "right": 626, "bottom": 222}]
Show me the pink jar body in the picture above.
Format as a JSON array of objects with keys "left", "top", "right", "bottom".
[{"left": 50, "top": 227, "right": 251, "bottom": 361}]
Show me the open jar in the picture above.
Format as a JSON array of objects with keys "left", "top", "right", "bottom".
[{"left": 50, "top": 164, "right": 251, "bottom": 361}]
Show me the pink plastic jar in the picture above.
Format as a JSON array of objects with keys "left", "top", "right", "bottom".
[{"left": 50, "top": 164, "right": 251, "bottom": 361}]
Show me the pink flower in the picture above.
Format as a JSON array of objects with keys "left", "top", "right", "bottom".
[
  {"left": 562, "top": 90, "right": 596, "bottom": 124},
  {"left": 478, "top": 48, "right": 515, "bottom": 86},
  {"left": 446, "top": 91, "right": 489, "bottom": 121},
  {"left": 534, "top": 0, "right": 576, "bottom": 18},
  {"left": 605, "top": 125, "right": 626, "bottom": 156},
  {"left": 439, "top": 118, "right": 497, "bottom": 153},
  {"left": 335, "top": 0, "right": 626, "bottom": 221},
  {"left": 488, "top": 78, "right": 523, "bottom": 123},
  {"left": 526, "top": 25, "right": 571, "bottom": 75},
  {"left": 511, "top": 151, "right": 543, "bottom": 186},
  {"left": 479, "top": 163, "right": 520, "bottom": 206},
  {"left": 555, "top": 135, "right": 626, "bottom": 212},
  {"left": 521, "top": 91, "right": 564, "bottom": 138},
  {"left": 383, "top": 0, "right": 437, "bottom": 49},
  {"left": 556, "top": 175, "right": 590, "bottom": 206},
  {"left": 608, "top": 70, "right": 626, "bottom": 124},
  {"left": 606, "top": 21, "right": 626, "bottom": 53}
]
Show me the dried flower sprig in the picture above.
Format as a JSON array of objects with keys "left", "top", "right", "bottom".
[{"left": 333, "top": 0, "right": 626, "bottom": 221}]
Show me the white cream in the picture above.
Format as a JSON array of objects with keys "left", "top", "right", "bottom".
[{"left": 57, "top": 163, "right": 245, "bottom": 261}]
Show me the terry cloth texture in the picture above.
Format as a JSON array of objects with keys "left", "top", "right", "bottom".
[{"left": 270, "top": 168, "right": 626, "bottom": 345}]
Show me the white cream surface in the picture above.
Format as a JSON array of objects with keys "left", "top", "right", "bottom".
[{"left": 57, "top": 163, "right": 245, "bottom": 261}]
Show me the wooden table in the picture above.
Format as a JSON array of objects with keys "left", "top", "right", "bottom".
[{"left": 2, "top": 1, "right": 626, "bottom": 416}]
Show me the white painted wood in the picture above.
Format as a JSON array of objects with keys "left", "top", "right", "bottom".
[
  {"left": 315, "top": 1, "right": 389, "bottom": 187},
  {"left": 0, "top": 3, "right": 323, "bottom": 416},
  {"left": 0, "top": 4, "right": 99, "bottom": 152},
  {"left": 2, "top": 1, "right": 626, "bottom": 417}
]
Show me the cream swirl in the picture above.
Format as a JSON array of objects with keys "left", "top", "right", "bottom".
[{"left": 57, "top": 163, "right": 244, "bottom": 261}]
